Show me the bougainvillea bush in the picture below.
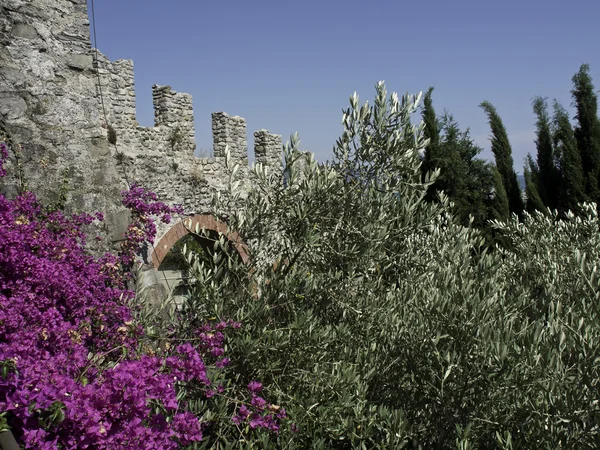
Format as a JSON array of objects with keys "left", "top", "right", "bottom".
[{"left": 0, "top": 141, "right": 290, "bottom": 449}]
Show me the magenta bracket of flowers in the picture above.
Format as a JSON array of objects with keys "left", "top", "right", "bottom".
[
  {"left": 232, "top": 381, "right": 289, "bottom": 433},
  {"left": 0, "top": 140, "right": 291, "bottom": 448}
]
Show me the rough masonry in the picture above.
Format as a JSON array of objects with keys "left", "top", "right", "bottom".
[
  {"left": 0, "top": 0, "right": 291, "bottom": 301},
  {"left": 0, "top": 3, "right": 288, "bottom": 241}
]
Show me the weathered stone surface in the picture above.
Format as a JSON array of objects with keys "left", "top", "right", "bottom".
[
  {"left": 254, "top": 129, "right": 282, "bottom": 175},
  {"left": 3, "top": 123, "right": 33, "bottom": 141},
  {"left": 66, "top": 53, "right": 92, "bottom": 71},
  {"left": 90, "top": 137, "right": 110, "bottom": 157},
  {"left": 104, "top": 209, "right": 131, "bottom": 242},
  {"left": 3, "top": 0, "right": 27, "bottom": 11},
  {"left": 139, "top": 282, "right": 170, "bottom": 316},
  {"left": 11, "top": 24, "right": 38, "bottom": 39},
  {"left": 0, "top": 0, "right": 288, "bottom": 300},
  {"left": 0, "top": 94, "right": 27, "bottom": 119}
]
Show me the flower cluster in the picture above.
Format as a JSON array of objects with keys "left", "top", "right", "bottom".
[
  {"left": 0, "top": 141, "right": 8, "bottom": 177},
  {"left": 232, "top": 381, "right": 287, "bottom": 433},
  {"left": 21, "top": 356, "right": 206, "bottom": 449},
  {"left": 0, "top": 139, "right": 289, "bottom": 447},
  {"left": 119, "top": 184, "right": 183, "bottom": 272},
  {"left": 194, "top": 320, "right": 241, "bottom": 369},
  {"left": 0, "top": 188, "right": 209, "bottom": 448}
]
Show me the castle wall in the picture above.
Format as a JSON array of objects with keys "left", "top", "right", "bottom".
[
  {"left": 0, "top": 0, "right": 284, "bottom": 252},
  {"left": 97, "top": 56, "right": 137, "bottom": 132},
  {"left": 0, "top": 0, "right": 290, "bottom": 306},
  {"left": 254, "top": 129, "right": 283, "bottom": 174},
  {"left": 0, "top": 0, "right": 119, "bottom": 221},
  {"left": 212, "top": 112, "right": 248, "bottom": 164}
]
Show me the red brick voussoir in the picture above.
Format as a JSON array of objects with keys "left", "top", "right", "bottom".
[{"left": 151, "top": 214, "right": 249, "bottom": 268}]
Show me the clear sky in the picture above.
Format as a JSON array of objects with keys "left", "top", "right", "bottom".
[{"left": 87, "top": 0, "right": 600, "bottom": 172}]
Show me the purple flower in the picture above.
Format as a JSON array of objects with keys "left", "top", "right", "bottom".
[
  {"left": 215, "top": 357, "right": 230, "bottom": 368},
  {"left": 0, "top": 161, "right": 291, "bottom": 446},
  {"left": 247, "top": 380, "right": 262, "bottom": 393},
  {"left": 251, "top": 395, "right": 267, "bottom": 410},
  {"left": 0, "top": 184, "right": 205, "bottom": 448}
]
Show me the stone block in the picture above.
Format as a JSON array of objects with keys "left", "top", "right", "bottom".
[
  {"left": 105, "top": 209, "right": 131, "bottom": 242},
  {"left": 0, "top": 93, "right": 27, "bottom": 120},
  {"left": 66, "top": 53, "right": 93, "bottom": 71},
  {"left": 138, "top": 282, "right": 169, "bottom": 313},
  {"left": 90, "top": 137, "right": 111, "bottom": 157},
  {"left": 11, "top": 24, "right": 38, "bottom": 40}
]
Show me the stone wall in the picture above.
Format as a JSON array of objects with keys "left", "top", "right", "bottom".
[
  {"left": 0, "top": 0, "right": 289, "bottom": 304},
  {"left": 254, "top": 129, "right": 284, "bottom": 178},
  {"left": 0, "top": 0, "right": 284, "bottom": 251},
  {"left": 0, "top": 0, "right": 118, "bottom": 221}
]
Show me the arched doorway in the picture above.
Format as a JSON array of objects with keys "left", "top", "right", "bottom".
[
  {"left": 152, "top": 214, "right": 249, "bottom": 269},
  {"left": 144, "top": 214, "right": 249, "bottom": 308}
]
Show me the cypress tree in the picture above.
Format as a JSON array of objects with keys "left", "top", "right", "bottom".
[
  {"left": 490, "top": 166, "right": 509, "bottom": 221},
  {"left": 531, "top": 96, "right": 558, "bottom": 209},
  {"left": 419, "top": 89, "right": 495, "bottom": 227},
  {"left": 553, "top": 100, "right": 586, "bottom": 214},
  {"left": 479, "top": 101, "right": 524, "bottom": 218},
  {"left": 421, "top": 87, "right": 441, "bottom": 191},
  {"left": 438, "top": 112, "right": 494, "bottom": 227},
  {"left": 571, "top": 64, "right": 600, "bottom": 203},
  {"left": 524, "top": 155, "right": 547, "bottom": 214}
]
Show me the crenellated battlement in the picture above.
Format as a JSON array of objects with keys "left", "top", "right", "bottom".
[
  {"left": 95, "top": 56, "right": 137, "bottom": 131},
  {"left": 94, "top": 53, "right": 279, "bottom": 167},
  {"left": 0, "top": 0, "right": 293, "bottom": 311},
  {"left": 152, "top": 85, "right": 193, "bottom": 126},
  {"left": 0, "top": 0, "right": 287, "bottom": 257},
  {"left": 212, "top": 112, "right": 248, "bottom": 163},
  {"left": 254, "top": 129, "right": 283, "bottom": 171}
]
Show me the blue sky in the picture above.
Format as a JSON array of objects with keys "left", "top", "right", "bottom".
[{"left": 87, "top": 0, "right": 600, "bottom": 172}]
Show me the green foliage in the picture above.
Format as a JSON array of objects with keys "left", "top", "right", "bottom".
[
  {"left": 524, "top": 155, "right": 547, "bottom": 214},
  {"left": 0, "top": 412, "right": 9, "bottom": 433},
  {"left": 553, "top": 100, "right": 586, "bottom": 214},
  {"left": 0, "top": 125, "right": 28, "bottom": 194},
  {"left": 420, "top": 89, "right": 495, "bottom": 228},
  {"left": 525, "top": 65, "right": 600, "bottom": 217},
  {"left": 434, "top": 115, "right": 495, "bottom": 227},
  {"left": 489, "top": 205, "right": 600, "bottom": 448},
  {"left": 175, "top": 82, "right": 600, "bottom": 448},
  {"left": 46, "top": 167, "right": 71, "bottom": 212},
  {"left": 422, "top": 87, "right": 440, "bottom": 148},
  {"left": 490, "top": 166, "right": 509, "bottom": 222},
  {"left": 571, "top": 63, "right": 600, "bottom": 202},
  {"left": 421, "top": 87, "right": 441, "bottom": 190},
  {"left": 160, "top": 233, "right": 205, "bottom": 269},
  {"left": 168, "top": 125, "right": 186, "bottom": 150},
  {"left": 107, "top": 124, "right": 117, "bottom": 146},
  {"left": 531, "top": 96, "right": 559, "bottom": 210},
  {"left": 480, "top": 101, "right": 524, "bottom": 218}
]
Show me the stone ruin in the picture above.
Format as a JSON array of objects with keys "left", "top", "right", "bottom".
[
  {"left": 0, "top": 0, "right": 291, "bottom": 300},
  {"left": 0, "top": 0, "right": 284, "bottom": 227}
]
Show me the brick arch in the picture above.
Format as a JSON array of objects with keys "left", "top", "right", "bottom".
[{"left": 151, "top": 214, "right": 249, "bottom": 269}]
